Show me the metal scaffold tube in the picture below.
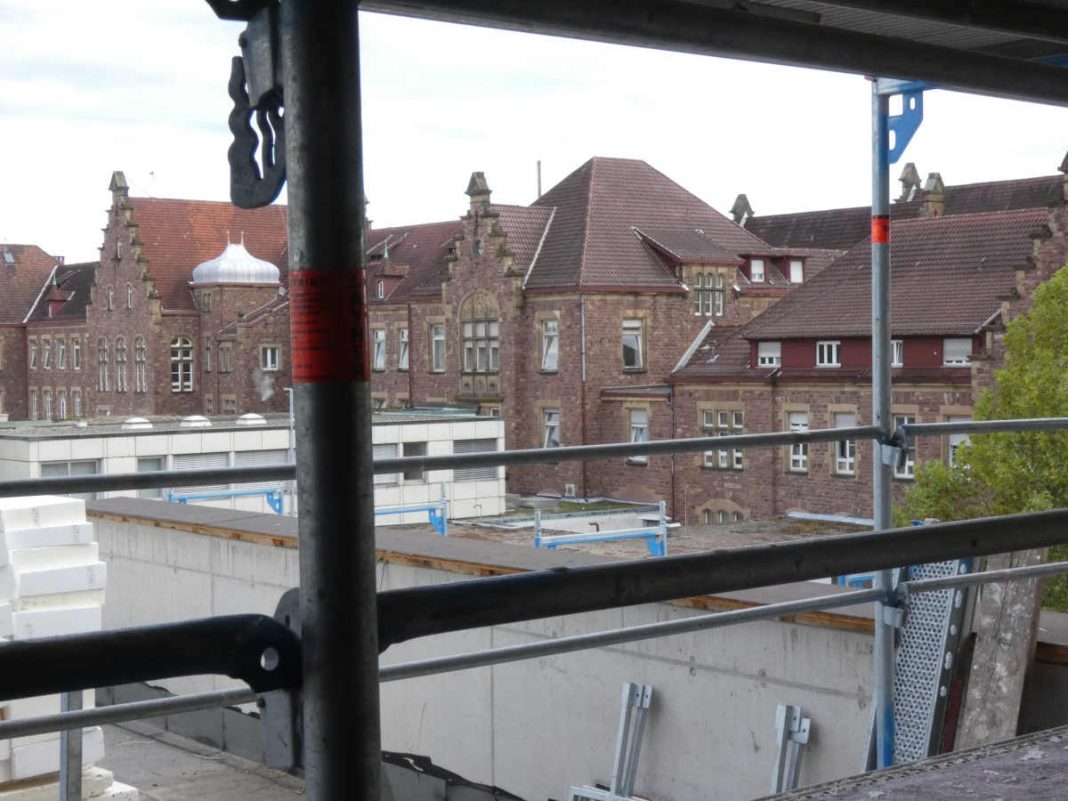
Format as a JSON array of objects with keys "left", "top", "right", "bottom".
[
  {"left": 870, "top": 83, "right": 895, "bottom": 770},
  {"left": 280, "top": 1, "right": 381, "bottom": 798}
]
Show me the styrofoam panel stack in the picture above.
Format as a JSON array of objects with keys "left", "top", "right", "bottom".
[{"left": 0, "top": 497, "right": 114, "bottom": 789}]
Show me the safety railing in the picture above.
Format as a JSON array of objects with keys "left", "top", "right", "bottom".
[{"left": 2, "top": 415, "right": 1068, "bottom": 790}]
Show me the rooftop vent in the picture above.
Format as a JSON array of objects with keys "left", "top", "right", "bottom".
[
  {"left": 179, "top": 415, "right": 212, "bottom": 429},
  {"left": 236, "top": 413, "right": 267, "bottom": 426},
  {"left": 2, "top": 250, "right": 14, "bottom": 265},
  {"left": 121, "top": 417, "right": 153, "bottom": 431}
]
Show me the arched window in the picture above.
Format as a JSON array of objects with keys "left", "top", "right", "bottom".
[
  {"left": 458, "top": 291, "right": 500, "bottom": 373},
  {"left": 170, "top": 336, "right": 194, "bottom": 393},
  {"left": 115, "top": 336, "right": 128, "bottom": 393},
  {"left": 106, "top": 287, "right": 114, "bottom": 311},
  {"left": 127, "top": 283, "right": 134, "bottom": 309},
  {"left": 134, "top": 337, "right": 147, "bottom": 393},
  {"left": 58, "top": 390, "right": 67, "bottom": 419},
  {"left": 97, "top": 338, "right": 109, "bottom": 392}
]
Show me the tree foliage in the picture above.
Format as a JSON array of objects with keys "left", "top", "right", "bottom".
[{"left": 904, "top": 265, "right": 1068, "bottom": 606}]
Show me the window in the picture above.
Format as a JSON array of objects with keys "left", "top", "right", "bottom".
[
  {"left": 41, "top": 460, "right": 99, "bottom": 501},
  {"left": 57, "top": 338, "right": 67, "bottom": 370},
  {"left": 261, "top": 345, "right": 280, "bottom": 372},
  {"left": 371, "top": 330, "right": 385, "bottom": 371},
  {"left": 788, "top": 411, "right": 809, "bottom": 472},
  {"left": 57, "top": 390, "right": 67, "bottom": 420},
  {"left": 704, "top": 510, "right": 713, "bottom": 525},
  {"left": 72, "top": 337, "right": 81, "bottom": 370},
  {"left": 29, "top": 389, "right": 38, "bottom": 420},
  {"left": 757, "top": 341, "right": 781, "bottom": 367},
  {"left": 947, "top": 415, "right": 971, "bottom": 465},
  {"left": 376, "top": 280, "right": 384, "bottom": 299},
  {"left": 834, "top": 412, "right": 857, "bottom": 475},
  {"left": 402, "top": 441, "right": 426, "bottom": 482},
  {"left": 541, "top": 319, "right": 559, "bottom": 371},
  {"left": 453, "top": 438, "right": 499, "bottom": 481},
  {"left": 235, "top": 449, "right": 289, "bottom": 490},
  {"left": 816, "top": 340, "right": 841, "bottom": 367},
  {"left": 71, "top": 389, "right": 81, "bottom": 418},
  {"left": 201, "top": 291, "right": 213, "bottom": 312},
  {"left": 222, "top": 395, "right": 237, "bottom": 413},
  {"left": 460, "top": 292, "right": 500, "bottom": 373},
  {"left": 115, "top": 337, "right": 128, "bottom": 393},
  {"left": 204, "top": 395, "right": 214, "bottom": 414},
  {"left": 750, "top": 258, "right": 765, "bottom": 282},
  {"left": 170, "top": 336, "right": 194, "bottom": 392},
  {"left": 42, "top": 389, "right": 52, "bottom": 420},
  {"left": 894, "top": 414, "right": 916, "bottom": 478},
  {"left": 702, "top": 409, "right": 743, "bottom": 469},
  {"left": 628, "top": 408, "right": 648, "bottom": 464},
  {"left": 693, "top": 273, "right": 726, "bottom": 317},
  {"left": 134, "top": 337, "right": 147, "bottom": 392},
  {"left": 543, "top": 409, "right": 561, "bottom": 448},
  {"left": 789, "top": 259, "right": 804, "bottom": 284},
  {"left": 891, "top": 339, "right": 904, "bottom": 367},
  {"left": 42, "top": 338, "right": 52, "bottom": 370},
  {"left": 430, "top": 324, "right": 445, "bottom": 372},
  {"left": 398, "top": 328, "right": 409, "bottom": 371},
  {"left": 203, "top": 340, "right": 213, "bottom": 373},
  {"left": 127, "top": 283, "right": 134, "bottom": 309},
  {"left": 173, "top": 452, "right": 228, "bottom": 493},
  {"left": 28, "top": 339, "right": 38, "bottom": 370},
  {"left": 106, "top": 287, "right": 114, "bottom": 311},
  {"left": 733, "top": 512, "right": 744, "bottom": 523},
  {"left": 622, "top": 318, "right": 644, "bottom": 370},
  {"left": 219, "top": 342, "right": 233, "bottom": 373},
  {"left": 97, "top": 338, "right": 109, "bottom": 391},
  {"left": 943, "top": 337, "right": 972, "bottom": 366},
  {"left": 137, "top": 456, "right": 165, "bottom": 499}
]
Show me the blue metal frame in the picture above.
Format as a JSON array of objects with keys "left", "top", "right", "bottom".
[
  {"left": 533, "top": 502, "right": 669, "bottom": 557},
  {"left": 374, "top": 501, "right": 448, "bottom": 536},
  {"left": 166, "top": 487, "right": 285, "bottom": 515}
]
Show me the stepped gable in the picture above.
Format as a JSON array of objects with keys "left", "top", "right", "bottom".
[
  {"left": 24, "top": 262, "right": 97, "bottom": 323},
  {"left": 746, "top": 174, "right": 1063, "bottom": 250},
  {"left": 743, "top": 207, "right": 1049, "bottom": 340},
  {"left": 125, "top": 197, "right": 288, "bottom": 311},
  {"left": 0, "top": 244, "right": 64, "bottom": 324},
  {"left": 528, "top": 157, "right": 771, "bottom": 291},
  {"left": 367, "top": 219, "right": 462, "bottom": 302}
]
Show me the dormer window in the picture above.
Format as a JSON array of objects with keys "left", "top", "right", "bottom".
[
  {"left": 789, "top": 259, "right": 804, "bottom": 284},
  {"left": 757, "top": 341, "right": 781, "bottom": 367},
  {"left": 891, "top": 339, "right": 904, "bottom": 367},
  {"left": 943, "top": 338, "right": 972, "bottom": 366},
  {"left": 377, "top": 280, "right": 384, "bottom": 299},
  {"left": 750, "top": 258, "right": 765, "bottom": 283},
  {"left": 816, "top": 340, "right": 841, "bottom": 367}
]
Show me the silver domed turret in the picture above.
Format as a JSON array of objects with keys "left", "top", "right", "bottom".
[{"left": 191, "top": 241, "right": 280, "bottom": 285}]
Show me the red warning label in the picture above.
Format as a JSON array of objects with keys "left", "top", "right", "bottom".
[
  {"left": 872, "top": 215, "right": 890, "bottom": 245},
  {"left": 289, "top": 269, "right": 369, "bottom": 383}
]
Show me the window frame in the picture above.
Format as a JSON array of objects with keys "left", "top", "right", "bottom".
[
  {"left": 816, "top": 340, "right": 841, "bottom": 368},
  {"left": 398, "top": 328, "right": 409, "bottom": 371},
  {"left": 627, "top": 407, "right": 649, "bottom": 464},
  {"left": 57, "top": 338, "right": 67, "bottom": 370},
  {"left": 788, "top": 410, "right": 809, "bottom": 472},
  {"left": 429, "top": 324, "right": 446, "bottom": 373},
  {"left": 789, "top": 258, "right": 804, "bottom": 284},
  {"left": 541, "top": 319, "right": 559, "bottom": 372},
  {"left": 71, "top": 337, "right": 81, "bottom": 371},
  {"left": 891, "top": 339, "right": 904, "bottom": 368},
  {"left": 622, "top": 318, "right": 645, "bottom": 371},
  {"left": 371, "top": 329, "right": 386, "bottom": 371},
  {"left": 750, "top": 258, "right": 766, "bottom": 283},
  {"left": 170, "top": 336, "right": 194, "bottom": 393},
  {"left": 833, "top": 411, "right": 857, "bottom": 476},
  {"left": 543, "top": 409, "right": 561, "bottom": 449},
  {"left": 893, "top": 413, "right": 917, "bottom": 478},
  {"left": 28, "top": 338, "right": 38, "bottom": 370},
  {"left": 943, "top": 337, "right": 973, "bottom": 366},
  {"left": 757, "top": 341, "right": 781, "bottom": 368},
  {"left": 134, "top": 336, "right": 147, "bottom": 392}
]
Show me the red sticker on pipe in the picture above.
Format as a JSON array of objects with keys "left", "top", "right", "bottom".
[
  {"left": 289, "top": 269, "right": 369, "bottom": 383},
  {"left": 872, "top": 215, "right": 890, "bottom": 245}
]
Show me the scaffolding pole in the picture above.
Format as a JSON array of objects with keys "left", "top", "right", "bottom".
[
  {"left": 870, "top": 82, "right": 896, "bottom": 769},
  {"left": 280, "top": 2, "right": 381, "bottom": 798}
]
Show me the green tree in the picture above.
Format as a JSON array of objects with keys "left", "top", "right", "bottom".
[{"left": 904, "top": 264, "right": 1068, "bottom": 607}]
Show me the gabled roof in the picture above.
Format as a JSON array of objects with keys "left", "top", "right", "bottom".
[
  {"left": 527, "top": 157, "right": 772, "bottom": 290},
  {"left": 367, "top": 220, "right": 462, "bottom": 303},
  {"left": 0, "top": 245, "right": 62, "bottom": 325},
  {"left": 742, "top": 208, "right": 1048, "bottom": 340},
  {"left": 634, "top": 226, "right": 743, "bottom": 265},
  {"left": 745, "top": 174, "right": 1063, "bottom": 250},
  {"left": 25, "top": 262, "right": 97, "bottom": 324},
  {"left": 125, "top": 198, "right": 288, "bottom": 311}
]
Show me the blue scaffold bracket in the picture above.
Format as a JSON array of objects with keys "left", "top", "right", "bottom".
[{"left": 887, "top": 89, "right": 923, "bottom": 166}]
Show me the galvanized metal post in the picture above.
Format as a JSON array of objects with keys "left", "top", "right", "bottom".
[
  {"left": 59, "top": 691, "right": 82, "bottom": 801},
  {"left": 870, "top": 82, "right": 896, "bottom": 769},
  {"left": 280, "top": 2, "right": 381, "bottom": 799}
]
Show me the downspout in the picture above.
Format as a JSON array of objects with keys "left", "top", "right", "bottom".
[
  {"left": 406, "top": 303, "right": 414, "bottom": 404},
  {"left": 669, "top": 384, "right": 676, "bottom": 520},
  {"left": 580, "top": 293, "right": 588, "bottom": 498}
]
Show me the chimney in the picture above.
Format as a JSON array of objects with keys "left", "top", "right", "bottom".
[
  {"left": 898, "top": 163, "right": 921, "bottom": 202},
  {"left": 919, "top": 172, "right": 945, "bottom": 218},
  {"left": 730, "top": 193, "right": 754, "bottom": 226},
  {"left": 1060, "top": 151, "right": 1068, "bottom": 202},
  {"left": 466, "top": 172, "right": 491, "bottom": 211}
]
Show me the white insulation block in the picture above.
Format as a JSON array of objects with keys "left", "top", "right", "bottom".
[
  {"left": 9, "top": 605, "right": 102, "bottom": 640},
  {"left": 7, "top": 544, "right": 99, "bottom": 571},
  {"left": 10, "top": 726, "right": 104, "bottom": 780},
  {"left": 0, "top": 524, "right": 94, "bottom": 564},
  {"left": 11, "top": 562, "right": 107, "bottom": 599},
  {"left": 0, "top": 497, "right": 86, "bottom": 533}
]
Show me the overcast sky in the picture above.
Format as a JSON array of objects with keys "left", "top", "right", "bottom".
[{"left": 2, "top": 1, "right": 1066, "bottom": 263}]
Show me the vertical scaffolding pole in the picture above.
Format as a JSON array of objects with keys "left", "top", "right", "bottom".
[
  {"left": 281, "top": 2, "right": 381, "bottom": 799},
  {"left": 870, "top": 82, "right": 896, "bottom": 769}
]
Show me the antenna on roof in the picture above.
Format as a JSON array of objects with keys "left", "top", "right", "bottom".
[
  {"left": 537, "top": 160, "right": 542, "bottom": 199},
  {"left": 240, "top": 231, "right": 245, "bottom": 247}
]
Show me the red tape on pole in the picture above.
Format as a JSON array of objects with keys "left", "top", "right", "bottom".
[
  {"left": 289, "top": 269, "right": 369, "bottom": 383},
  {"left": 872, "top": 215, "right": 890, "bottom": 245}
]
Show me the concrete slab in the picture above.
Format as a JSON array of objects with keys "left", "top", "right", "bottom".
[{"left": 100, "top": 723, "right": 303, "bottom": 801}]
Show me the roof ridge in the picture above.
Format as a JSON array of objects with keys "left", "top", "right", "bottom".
[{"left": 577, "top": 159, "right": 597, "bottom": 289}]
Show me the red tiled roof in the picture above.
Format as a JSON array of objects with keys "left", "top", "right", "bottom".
[
  {"left": 672, "top": 326, "right": 754, "bottom": 379},
  {"left": 633, "top": 226, "right": 743, "bottom": 265},
  {"left": 746, "top": 174, "right": 1063, "bottom": 250},
  {"left": 493, "top": 205, "right": 554, "bottom": 279},
  {"left": 528, "top": 158, "right": 771, "bottom": 290},
  {"left": 0, "top": 245, "right": 62, "bottom": 325},
  {"left": 25, "top": 262, "right": 97, "bottom": 324},
  {"left": 126, "top": 198, "right": 288, "bottom": 311},
  {"left": 742, "top": 208, "right": 1048, "bottom": 339},
  {"left": 367, "top": 220, "right": 462, "bottom": 303}
]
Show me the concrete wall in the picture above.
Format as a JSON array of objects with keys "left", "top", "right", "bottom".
[{"left": 90, "top": 500, "right": 879, "bottom": 800}]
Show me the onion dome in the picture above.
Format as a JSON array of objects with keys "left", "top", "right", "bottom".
[{"left": 191, "top": 241, "right": 280, "bottom": 285}]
